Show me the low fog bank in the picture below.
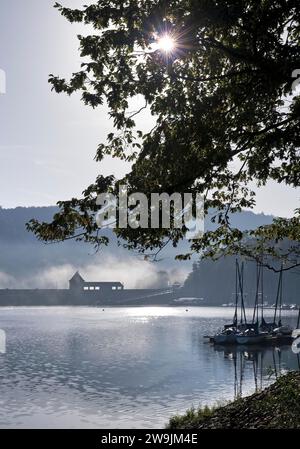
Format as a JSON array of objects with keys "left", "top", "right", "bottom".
[
  {"left": 0, "top": 257, "right": 188, "bottom": 290},
  {"left": 0, "top": 206, "right": 274, "bottom": 290}
]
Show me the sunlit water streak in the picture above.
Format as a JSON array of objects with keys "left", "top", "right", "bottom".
[{"left": 0, "top": 306, "right": 298, "bottom": 429}]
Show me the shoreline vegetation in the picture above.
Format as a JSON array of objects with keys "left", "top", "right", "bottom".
[{"left": 167, "top": 372, "right": 300, "bottom": 429}]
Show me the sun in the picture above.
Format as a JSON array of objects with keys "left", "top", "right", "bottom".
[{"left": 157, "top": 34, "right": 176, "bottom": 54}]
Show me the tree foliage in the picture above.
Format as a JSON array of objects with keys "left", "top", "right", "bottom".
[{"left": 27, "top": 0, "right": 300, "bottom": 270}]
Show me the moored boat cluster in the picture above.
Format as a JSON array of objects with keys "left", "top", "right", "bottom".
[{"left": 207, "top": 261, "right": 299, "bottom": 346}]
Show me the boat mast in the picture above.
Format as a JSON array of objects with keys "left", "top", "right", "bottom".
[
  {"left": 274, "top": 267, "right": 283, "bottom": 326},
  {"left": 261, "top": 260, "right": 264, "bottom": 324},
  {"left": 252, "top": 261, "right": 261, "bottom": 325},
  {"left": 278, "top": 265, "right": 283, "bottom": 327},
  {"left": 238, "top": 262, "right": 247, "bottom": 325},
  {"left": 233, "top": 259, "right": 239, "bottom": 327}
]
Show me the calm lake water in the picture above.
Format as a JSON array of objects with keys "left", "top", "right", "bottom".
[{"left": 0, "top": 306, "right": 299, "bottom": 429}]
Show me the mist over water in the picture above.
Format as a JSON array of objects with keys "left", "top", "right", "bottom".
[{"left": 0, "top": 307, "right": 299, "bottom": 429}]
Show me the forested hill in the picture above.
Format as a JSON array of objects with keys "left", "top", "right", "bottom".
[
  {"left": 0, "top": 206, "right": 273, "bottom": 243},
  {"left": 0, "top": 206, "right": 288, "bottom": 299},
  {"left": 182, "top": 256, "right": 300, "bottom": 305}
]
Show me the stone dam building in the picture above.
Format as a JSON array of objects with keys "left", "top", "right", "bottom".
[{"left": 0, "top": 272, "right": 195, "bottom": 306}]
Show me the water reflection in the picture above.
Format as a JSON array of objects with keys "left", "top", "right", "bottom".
[
  {"left": 214, "top": 344, "right": 300, "bottom": 399},
  {"left": 0, "top": 307, "right": 299, "bottom": 428}
]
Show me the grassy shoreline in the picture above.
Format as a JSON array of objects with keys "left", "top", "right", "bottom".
[{"left": 167, "top": 372, "right": 300, "bottom": 429}]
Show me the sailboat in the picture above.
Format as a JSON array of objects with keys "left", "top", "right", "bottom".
[
  {"left": 211, "top": 260, "right": 298, "bottom": 346},
  {"left": 236, "top": 262, "right": 267, "bottom": 345},
  {"left": 213, "top": 260, "right": 245, "bottom": 344},
  {"left": 259, "top": 263, "right": 277, "bottom": 333},
  {"left": 236, "top": 329, "right": 266, "bottom": 345},
  {"left": 270, "top": 267, "right": 294, "bottom": 342}
]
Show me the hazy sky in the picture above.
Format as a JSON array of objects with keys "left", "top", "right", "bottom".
[{"left": 0, "top": 0, "right": 299, "bottom": 217}]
